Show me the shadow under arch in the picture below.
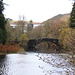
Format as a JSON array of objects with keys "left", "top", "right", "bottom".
[{"left": 27, "top": 38, "right": 61, "bottom": 52}]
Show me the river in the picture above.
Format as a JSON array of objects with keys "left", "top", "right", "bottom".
[{"left": 0, "top": 52, "right": 75, "bottom": 75}]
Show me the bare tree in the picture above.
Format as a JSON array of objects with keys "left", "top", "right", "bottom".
[{"left": 17, "top": 15, "right": 27, "bottom": 34}]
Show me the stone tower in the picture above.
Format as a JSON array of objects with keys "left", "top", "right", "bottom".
[{"left": 27, "top": 20, "right": 33, "bottom": 32}]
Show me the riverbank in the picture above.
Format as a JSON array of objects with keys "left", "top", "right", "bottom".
[{"left": 0, "top": 47, "right": 25, "bottom": 55}]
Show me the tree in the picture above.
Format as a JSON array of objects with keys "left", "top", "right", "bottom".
[
  {"left": 0, "top": 0, "right": 7, "bottom": 44},
  {"left": 5, "top": 19, "right": 12, "bottom": 41},
  {"left": 69, "top": 2, "right": 75, "bottom": 28},
  {"left": 15, "top": 15, "right": 26, "bottom": 38},
  {"left": 28, "top": 25, "right": 42, "bottom": 39},
  {"left": 42, "top": 22, "right": 51, "bottom": 38}
]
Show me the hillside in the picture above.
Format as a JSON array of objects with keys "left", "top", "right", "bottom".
[
  {"left": 40, "top": 14, "right": 70, "bottom": 38},
  {"left": 43, "top": 13, "right": 70, "bottom": 24},
  {"left": 50, "top": 13, "right": 70, "bottom": 20}
]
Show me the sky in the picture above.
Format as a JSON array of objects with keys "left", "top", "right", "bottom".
[{"left": 3, "top": 0, "right": 73, "bottom": 22}]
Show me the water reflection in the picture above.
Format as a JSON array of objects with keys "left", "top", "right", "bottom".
[
  {"left": 0, "top": 52, "right": 75, "bottom": 75},
  {"left": 0, "top": 55, "right": 7, "bottom": 75},
  {"left": 0, "top": 53, "right": 44, "bottom": 75}
]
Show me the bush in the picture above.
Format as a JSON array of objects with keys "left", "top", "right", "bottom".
[
  {"left": 59, "top": 28, "right": 75, "bottom": 53},
  {"left": 19, "top": 34, "right": 29, "bottom": 50},
  {"left": 0, "top": 44, "right": 20, "bottom": 53},
  {"left": 59, "top": 28, "right": 68, "bottom": 45}
]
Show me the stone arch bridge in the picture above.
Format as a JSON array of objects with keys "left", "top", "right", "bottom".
[{"left": 27, "top": 38, "right": 61, "bottom": 51}]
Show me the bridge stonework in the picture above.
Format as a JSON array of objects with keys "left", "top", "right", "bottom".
[{"left": 27, "top": 38, "right": 61, "bottom": 51}]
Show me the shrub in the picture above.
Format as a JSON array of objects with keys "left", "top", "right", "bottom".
[
  {"left": 19, "top": 34, "right": 29, "bottom": 50},
  {"left": 59, "top": 28, "right": 68, "bottom": 45},
  {"left": 0, "top": 44, "right": 20, "bottom": 53},
  {"left": 59, "top": 28, "right": 75, "bottom": 53}
]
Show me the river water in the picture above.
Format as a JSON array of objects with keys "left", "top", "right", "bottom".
[{"left": 0, "top": 52, "right": 75, "bottom": 75}]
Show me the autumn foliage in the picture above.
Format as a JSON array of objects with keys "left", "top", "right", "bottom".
[
  {"left": 0, "top": 44, "right": 20, "bottom": 53},
  {"left": 19, "top": 34, "right": 28, "bottom": 50},
  {"left": 59, "top": 28, "right": 75, "bottom": 53}
]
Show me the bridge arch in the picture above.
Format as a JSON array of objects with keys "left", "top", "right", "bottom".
[{"left": 27, "top": 38, "right": 61, "bottom": 51}]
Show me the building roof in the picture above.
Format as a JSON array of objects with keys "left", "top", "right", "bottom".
[{"left": 10, "top": 20, "right": 42, "bottom": 25}]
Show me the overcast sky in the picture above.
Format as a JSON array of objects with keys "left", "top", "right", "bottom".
[{"left": 3, "top": 0, "right": 73, "bottom": 22}]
